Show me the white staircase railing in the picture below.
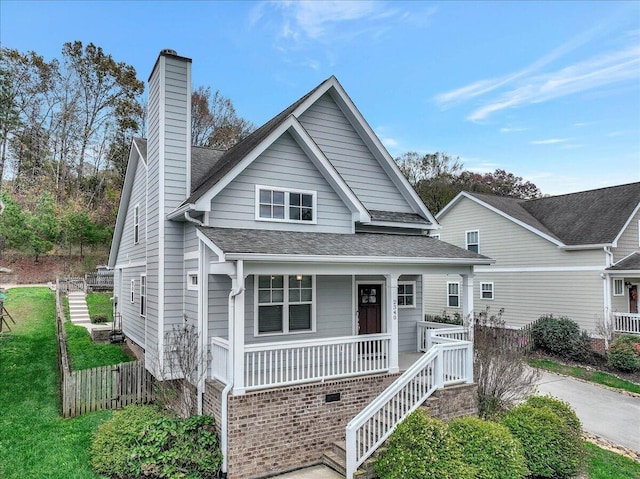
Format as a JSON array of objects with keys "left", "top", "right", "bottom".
[{"left": 345, "top": 328, "right": 472, "bottom": 479}]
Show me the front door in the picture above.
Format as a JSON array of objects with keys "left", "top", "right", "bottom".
[
  {"left": 358, "top": 284, "right": 382, "bottom": 335},
  {"left": 630, "top": 285, "right": 638, "bottom": 314}
]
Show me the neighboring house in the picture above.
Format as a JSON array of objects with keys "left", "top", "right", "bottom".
[
  {"left": 424, "top": 184, "right": 640, "bottom": 338},
  {"left": 108, "top": 50, "right": 492, "bottom": 478}
]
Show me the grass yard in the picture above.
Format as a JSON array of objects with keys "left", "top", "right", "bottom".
[
  {"left": 585, "top": 442, "right": 640, "bottom": 479},
  {"left": 64, "top": 321, "right": 131, "bottom": 370},
  {"left": 86, "top": 292, "right": 113, "bottom": 322},
  {"left": 0, "top": 287, "right": 109, "bottom": 479},
  {"left": 529, "top": 358, "right": 640, "bottom": 395}
]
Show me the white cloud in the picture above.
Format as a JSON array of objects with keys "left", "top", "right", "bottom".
[
  {"left": 499, "top": 127, "right": 528, "bottom": 133},
  {"left": 530, "top": 138, "right": 571, "bottom": 145}
]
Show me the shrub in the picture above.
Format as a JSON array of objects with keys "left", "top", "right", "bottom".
[
  {"left": 91, "top": 314, "right": 108, "bottom": 324},
  {"left": 608, "top": 334, "right": 640, "bottom": 372},
  {"left": 531, "top": 314, "right": 591, "bottom": 360},
  {"left": 448, "top": 416, "right": 528, "bottom": 479},
  {"left": 425, "top": 310, "right": 463, "bottom": 325},
  {"left": 91, "top": 405, "right": 222, "bottom": 478},
  {"left": 526, "top": 395, "right": 582, "bottom": 437},
  {"left": 375, "top": 410, "right": 473, "bottom": 479},
  {"left": 501, "top": 397, "right": 583, "bottom": 478}
]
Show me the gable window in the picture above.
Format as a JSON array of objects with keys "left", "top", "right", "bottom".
[
  {"left": 466, "top": 230, "right": 479, "bottom": 253},
  {"left": 140, "top": 275, "right": 146, "bottom": 316},
  {"left": 398, "top": 281, "right": 416, "bottom": 308},
  {"left": 481, "top": 282, "right": 494, "bottom": 300},
  {"left": 256, "top": 275, "right": 314, "bottom": 335},
  {"left": 447, "top": 282, "right": 460, "bottom": 308},
  {"left": 130, "top": 279, "right": 135, "bottom": 303},
  {"left": 133, "top": 204, "right": 140, "bottom": 244},
  {"left": 256, "top": 186, "right": 316, "bottom": 223},
  {"left": 613, "top": 278, "right": 624, "bottom": 296}
]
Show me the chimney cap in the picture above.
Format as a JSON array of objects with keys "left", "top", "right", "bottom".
[{"left": 161, "top": 48, "right": 178, "bottom": 56}]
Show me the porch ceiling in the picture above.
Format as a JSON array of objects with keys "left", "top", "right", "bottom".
[{"left": 197, "top": 226, "right": 493, "bottom": 265}]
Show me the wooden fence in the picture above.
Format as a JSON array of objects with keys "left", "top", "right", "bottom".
[
  {"left": 58, "top": 272, "right": 114, "bottom": 293},
  {"left": 56, "top": 289, "right": 153, "bottom": 418}
]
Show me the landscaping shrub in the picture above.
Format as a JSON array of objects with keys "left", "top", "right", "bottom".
[
  {"left": 91, "top": 405, "right": 222, "bottom": 478},
  {"left": 91, "top": 314, "right": 108, "bottom": 324},
  {"left": 448, "top": 416, "right": 528, "bottom": 479},
  {"left": 501, "top": 397, "right": 583, "bottom": 478},
  {"left": 526, "top": 395, "right": 582, "bottom": 437},
  {"left": 608, "top": 334, "right": 640, "bottom": 372},
  {"left": 375, "top": 409, "right": 473, "bottom": 479},
  {"left": 424, "top": 310, "right": 463, "bottom": 325},
  {"left": 531, "top": 314, "right": 591, "bottom": 360}
]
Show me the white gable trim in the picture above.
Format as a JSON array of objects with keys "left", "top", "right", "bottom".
[
  {"left": 192, "top": 116, "right": 370, "bottom": 222},
  {"left": 439, "top": 192, "right": 565, "bottom": 248},
  {"left": 196, "top": 228, "right": 226, "bottom": 261},
  {"left": 611, "top": 200, "right": 640, "bottom": 247},
  {"left": 291, "top": 77, "right": 437, "bottom": 226}
]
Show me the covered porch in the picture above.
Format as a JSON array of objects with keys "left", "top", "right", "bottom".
[{"left": 604, "top": 253, "right": 640, "bottom": 335}]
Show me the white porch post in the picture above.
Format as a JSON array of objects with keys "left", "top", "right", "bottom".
[
  {"left": 230, "top": 261, "right": 246, "bottom": 395},
  {"left": 461, "top": 272, "right": 474, "bottom": 327},
  {"left": 385, "top": 273, "right": 399, "bottom": 373}
]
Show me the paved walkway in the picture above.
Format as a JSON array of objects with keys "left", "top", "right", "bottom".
[{"left": 536, "top": 371, "right": 640, "bottom": 453}]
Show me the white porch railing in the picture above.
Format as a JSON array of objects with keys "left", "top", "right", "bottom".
[
  {"left": 210, "top": 337, "right": 230, "bottom": 384},
  {"left": 346, "top": 328, "right": 472, "bottom": 479},
  {"left": 244, "top": 334, "right": 391, "bottom": 391},
  {"left": 613, "top": 312, "right": 640, "bottom": 334},
  {"left": 417, "top": 321, "right": 469, "bottom": 352}
]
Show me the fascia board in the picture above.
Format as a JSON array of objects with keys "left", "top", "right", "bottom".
[
  {"left": 436, "top": 191, "right": 466, "bottom": 219},
  {"left": 367, "top": 220, "right": 431, "bottom": 230},
  {"left": 559, "top": 243, "right": 614, "bottom": 250},
  {"left": 224, "top": 252, "right": 495, "bottom": 265},
  {"left": 196, "top": 228, "right": 225, "bottom": 260}
]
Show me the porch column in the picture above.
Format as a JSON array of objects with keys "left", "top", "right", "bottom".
[
  {"left": 385, "top": 273, "right": 399, "bottom": 373},
  {"left": 230, "top": 260, "right": 245, "bottom": 395},
  {"left": 461, "top": 273, "right": 474, "bottom": 326}
]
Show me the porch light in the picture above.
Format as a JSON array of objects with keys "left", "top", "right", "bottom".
[
  {"left": 296, "top": 274, "right": 303, "bottom": 281},
  {"left": 626, "top": 281, "right": 633, "bottom": 287}
]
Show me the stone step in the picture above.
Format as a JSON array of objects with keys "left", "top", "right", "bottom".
[{"left": 321, "top": 449, "right": 346, "bottom": 477}]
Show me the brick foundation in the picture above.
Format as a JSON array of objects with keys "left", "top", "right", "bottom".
[{"left": 204, "top": 376, "right": 478, "bottom": 479}]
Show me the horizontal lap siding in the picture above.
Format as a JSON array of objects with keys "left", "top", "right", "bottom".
[
  {"left": 614, "top": 208, "right": 640, "bottom": 262},
  {"left": 209, "top": 132, "right": 352, "bottom": 232},
  {"left": 299, "top": 93, "right": 413, "bottom": 213},
  {"left": 398, "top": 275, "right": 422, "bottom": 352},
  {"left": 208, "top": 275, "right": 231, "bottom": 339},
  {"left": 184, "top": 259, "right": 198, "bottom": 325},
  {"left": 120, "top": 266, "right": 146, "bottom": 347}
]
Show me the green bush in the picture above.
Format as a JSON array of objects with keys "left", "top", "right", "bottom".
[
  {"left": 608, "top": 334, "right": 640, "bottom": 372},
  {"left": 91, "top": 405, "right": 222, "bottom": 478},
  {"left": 531, "top": 314, "right": 591, "bottom": 360},
  {"left": 91, "top": 314, "right": 108, "bottom": 324},
  {"left": 448, "top": 416, "right": 528, "bottom": 479},
  {"left": 375, "top": 410, "right": 473, "bottom": 479},
  {"left": 526, "top": 395, "right": 582, "bottom": 436},
  {"left": 501, "top": 397, "right": 583, "bottom": 478}
]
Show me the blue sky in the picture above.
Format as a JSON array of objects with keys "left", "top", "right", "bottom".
[{"left": 1, "top": 0, "right": 639, "bottom": 195}]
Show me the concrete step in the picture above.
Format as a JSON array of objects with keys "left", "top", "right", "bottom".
[{"left": 321, "top": 450, "right": 346, "bottom": 477}]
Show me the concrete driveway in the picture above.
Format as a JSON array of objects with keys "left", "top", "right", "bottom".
[{"left": 536, "top": 371, "right": 640, "bottom": 453}]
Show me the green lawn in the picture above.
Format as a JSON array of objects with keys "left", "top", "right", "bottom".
[
  {"left": 86, "top": 292, "right": 113, "bottom": 322},
  {"left": 0, "top": 287, "right": 109, "bottom": 479},
  {"left": 64, "top": 321, "right": 131, "bottom": 370},
  {"left": 529, "top": 358, "right": 640, "bottom": 395},
  {"left": 585, "top": 442, "right": 640, "bottom": 479}
]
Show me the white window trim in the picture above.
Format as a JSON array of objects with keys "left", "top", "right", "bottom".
[
  {"left": 480, "top": 281, "right": 495, "bottom": 300},
  {"left": 187, "top": 271, "right": 198, "bottom": 291},
  {"left": 398, "top": 281, "right": 417, "bottom": 309},
  {"left": 133, "top": 204, "right": 140, "bottom": 245},
  {"left": 613, "top": 278, "right": 624, "bottom": 296},
  {"left": 465, "top": 229, "right": 479, "bottom": 253},
  {"left": 447, "top": 281, "right": 460, "bottom": 308},
  {"left": 254, "top": 275, "right": 317, "bottom": 337},
  {"left": 254, "top": 184, "right": 318, "bottom": 224},
  {"left": 140, "top": 274, "right": 146, "bottom": 317},
  {"left": 130, "top": 279, "right": 135, "bottom": 303}
]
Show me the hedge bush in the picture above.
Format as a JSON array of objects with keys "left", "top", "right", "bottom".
[
  {"left": 91, "top": 405, "right": 222, "bottom": 478},
  {"left": 501, "top": 397, "right": 583, "bottom": 478},
  {"left": 531, "top": 314, "right": 591, "bottom": 360},
  {"left": 375, "top": 410, "right": 473, "bottom": 479},
  {"left": 448, "top": 416, "right": 528, "bottom": 479},
  {"left": 608, "top": 334, "right": 640, "bottom": 372}
]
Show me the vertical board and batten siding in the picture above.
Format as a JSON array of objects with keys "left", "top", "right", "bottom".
[
  {"left": 613, "top": 207, "right": 640, "bottom": 262},
  {"left": 298, "top": 92, "right": 414, "bottom": 213},
  {"left": 208, "top": 132, "right": 353, "bottom": 233},
  {"left": 398, "top": 275, "right": 422, "bottom": 353}
]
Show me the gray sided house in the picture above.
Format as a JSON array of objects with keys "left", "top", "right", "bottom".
[
  {"left": 108, "top": 50, "right": 491, "bottom": 478},
  {"left": 424, "top": 184, "right": 640, "bottom": 338}
]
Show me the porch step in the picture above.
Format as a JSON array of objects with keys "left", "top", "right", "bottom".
[{"left": 322, "top": 440, "right": 374, "bottom": 478}]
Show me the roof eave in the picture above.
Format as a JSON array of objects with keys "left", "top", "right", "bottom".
[
  {"left": 223, "top": 252, "right": 495, "bottom": 265},
  {"left": 559, "top": 243, "right": 614, "bottom": 250}
]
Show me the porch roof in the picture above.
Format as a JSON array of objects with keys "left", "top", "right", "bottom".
[
  {"left": 197, "top": 227, "right": 493, "bottom": 264},
  {"left": 607, "top": 252, "right": 640, "bottom": 272}
]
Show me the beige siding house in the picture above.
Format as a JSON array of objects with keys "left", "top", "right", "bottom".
[{"left": 425, "top": 185, "right": 640, "bottom": 336}]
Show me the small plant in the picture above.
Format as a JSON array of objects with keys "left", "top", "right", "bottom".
[
  {"left": 425, "top": 310, "right": 463, "bottom": 325},
  {"left": 375, "top": 410, "right": 473, "bottom": 479},
  {"left": 91, "top": 314, "right": 108, "bottom": 324},
  {"left": 607, "top": 334, "right": 640, "bottom": 372},
  {"left": 449, "top": 416, "right": 528, "bottom": 479},
  {"left": 531, "top": 314, "right": 591, "bottom": 360}
]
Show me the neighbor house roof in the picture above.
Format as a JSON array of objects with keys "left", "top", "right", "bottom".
[
  {"left": 197, "top": 227, "right": 492, "bottom": 264},
  {"left": 440, "top": 182, "right": 640, "bottom": 248}
]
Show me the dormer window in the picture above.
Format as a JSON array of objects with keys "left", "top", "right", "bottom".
[{"left": 256, "top": 185, "right": 316, "bottom": 223}]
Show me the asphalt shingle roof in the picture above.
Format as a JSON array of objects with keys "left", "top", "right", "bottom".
[
  {"left": 369, "top": 210, "right": 431, "bottom": 225},
  {"left": 198, "top": 227, "right": 491, "bottom": 262},
  {"left": 468, "top": 182, "right": 640, "bottom": 246},
  {"left": 608, "top": 252, "right": 640, "bottom": 271}
]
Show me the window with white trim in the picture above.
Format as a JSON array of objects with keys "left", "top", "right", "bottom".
[
  {"left": 140, "top": 275, "right": 146, "bottom": 316},
  {"left": 256, "top": 186, "right": 316, "bottom": 223},
  {"left": 613, "top": 278, "right": 624, "bottom": 296},
  {"left": 256, "top": 275, "right": 314, "bottom": 335},
  {"left": 398, "top": 281, "right": 416, "bottom": 308},
  {"left": 133, "top": 204, "right": 140, "bottom": 244},
  {"left": 466, "top": 230, "right": 479, "bottom": 253},
  {"left": 130, "top": 279, "right": 135, "bottom": 303},
  {"left": 447, "top": 282, "right": 460, "bottom": 308},
  {"left": 481, "top": 282, "right": 494, "bottom": 300},
  {"left": 187, "top": 272, "right": 198, "bottom": 291}
]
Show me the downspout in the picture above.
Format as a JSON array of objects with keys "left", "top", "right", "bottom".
[
  {"left": 603, "top": 247, "right": 614, "bottom": 349},
  {"left": 222, "top": 260, "right": 244, "bottom": 476},
  {"left": 191, "top": 211, "right": 205, "bottom": 415},
  {"left": 184, "top": 211, "right": 203, "bottom": 226}
]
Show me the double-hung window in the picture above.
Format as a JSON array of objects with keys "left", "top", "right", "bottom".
[
  {"left": 613, "top": 278, "right": 624, "bottom": 296},
  {"left": 466, "top": 230, "right": 479, "bottom": 253},
  {"left": 130, "top": 279, "right": 135, "bottom": 303},
  {"left": 256, "top": 275, "right": 314, "bottom": 335},
  {"left": 447, "top": 282, "right": 460, "bottom": 308},
  {"left": 256, "top": 186, "right": 316, "bottom": 223},
  {"left": 140, "top": 275, "right": 146, "bottom": 316},
  {"left": 398, "top": 281, "right": 416, "bottom": 308},
  {"left": 133, "top": 204, "right": 140, "bottom": 244},
  {"left": 481, "top": 282, "right": 494, "bottom": 300}
]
